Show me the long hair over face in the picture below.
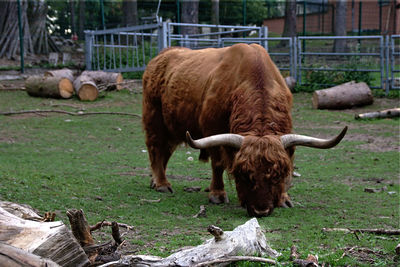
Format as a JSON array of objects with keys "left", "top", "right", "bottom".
[{"left": 230, "top": 135, "right": 293, "bottom": 209}]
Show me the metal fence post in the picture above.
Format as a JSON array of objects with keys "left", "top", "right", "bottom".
[
  {"left": 260, "top": 26, "right": 268, "bottom": 51},
  {"left": 84, "top": 31, "right": 93, "bottom": 70},
  {"left": 158, "top": 21, "right": 168, "bottom": 52}
]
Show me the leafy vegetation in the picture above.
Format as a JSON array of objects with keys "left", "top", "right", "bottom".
[{"left": 0, "top": 89, "right": 398, "bottom": 266}]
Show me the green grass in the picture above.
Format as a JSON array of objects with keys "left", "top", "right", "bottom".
[{"left": 0, "top": 89, "right": 399, "bottom": 266}]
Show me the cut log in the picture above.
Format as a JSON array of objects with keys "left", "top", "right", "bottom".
[
  {"left": 44, "top": 68, "right": 74, "bottom": 82},
  {"left": 80, "top": 71, "right": 124, "bottom": 91},
  {"left": 312, "top": 81, "right": 373, "bottom": 109},
  {"left": 355, "top": 108, "right": 400, "bottom": 120},
  {"left": 73, "top": 73, "right": 99, "bottom": 101},
  {"left": 0, "top": 202, "right": 90, "bottom": 267},
  {"left": 0, "top": 243, "right": 60, "bottom": 267},
  {"left": 25, "top": 75, "right": 74, "bottom": 99},
  {"left": 73, "top": 71, "right": 124, "bottom": 101},
  {"left": 99, "top": 218, "right": 280, "bottom": 267}
]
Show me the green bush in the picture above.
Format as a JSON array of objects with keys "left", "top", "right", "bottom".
[{"left": 294, "top": 61, "right": 374, "bottom": 93}]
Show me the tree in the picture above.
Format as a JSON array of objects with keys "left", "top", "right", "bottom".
[
  {"left": 181, "top": 0, "right": 199, "bottom": 36},
  {"left": 0, "top": 0, "right": 33, "bottom": 59},
  {"left": 282, "top": 0, "right": 297, "bottom": 37},
  {"left": 211, "top": 0, "right": 219, "bottom": 26},
  {"left": 122, "top": 0, "right": 138, "bottom": 26},
  {"left": 333, "top": 0, "right": 347, "bottom": 52},
  {"left": 78, "top": 0, "right": 85, "bottom": 40},
  {"left": 279, "top": 0, "right": 297, "bottom": 47}
]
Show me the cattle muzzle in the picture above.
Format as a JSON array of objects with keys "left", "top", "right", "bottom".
[{"left": 247, "top": 205, "right": 273, "bottom": 217}]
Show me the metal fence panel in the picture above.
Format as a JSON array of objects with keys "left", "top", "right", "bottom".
[
  {"left": 84, "top": 23, "right": 160, "bottom": 72},
  {"left": 84, "top": 22, "right": 399, "bottom": 93}
]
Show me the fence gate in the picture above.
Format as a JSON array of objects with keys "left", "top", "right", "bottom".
[{"left": 84, "top": 23, "right": 163, "bottom": 72}]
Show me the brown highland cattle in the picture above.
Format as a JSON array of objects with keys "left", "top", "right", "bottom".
[{"left": 142, "top": 43, "right": 347, "bottom": 217}]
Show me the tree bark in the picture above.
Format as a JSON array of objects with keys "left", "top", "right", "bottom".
[
  {"left": 181, "top": 0, "right": 199, "bottom": 36},
  {"left": 282, "top": 0, "right": 297, "bottom": 38},
  {"left": 44, "top": 68, "right": 75, "bottom": 81},
  {"left": 0, "top": 0, "right": 33, "bottom": 59},
  {"left": 29, "top": 0, "right": 49, "bottom": 54},
  {"left": 100, "top": 218, "right": 280, "bottom": 267},
  {"left": 0, "top": 243, "right": 60, "bottom": 267},
  {"left": 0, "top": 202, "right": 90, "bottom": 267},
  {"left": 122, "top": 0, "right": 138, "bottom": 27},
  {"left": 25, "top": 75, "right": 74, "bottom": 99},
  {"left": 334, "top": 0, "right": 347, "bottom": 52},
  {"left": 312, "top": 81, "right": 373, "bottom": 109},
  {"left": 70, "top": 0, "right": 76, "bottom": 35},
  {"left": 78, "top": 0, "right": 85, "bottom": 40},
  {"left": 211, "top": 0, "right": 219, "bottom": 35}
]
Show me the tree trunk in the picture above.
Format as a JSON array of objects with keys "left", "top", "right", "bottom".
[
  {"left": 181, "top": 0, "right": 199, "bottom": 36},
  {"left": 0, "top": 202, "right": 90, "bottom": 267},
  {"left": 122, "top": 0, "right": 138, "bottom": 27},
  {"left": 25, "top": 75, "right": 74, "bottom": 99},
  {"left": 211, "top": 0, "right": 219, "bottom": 35},
  {"left": 333, "top": 0, "right": 347, "bottom": 52},
  {"left": 70, "top": 0, "right": 76, "bottom": 35},
  {"left": 0, "top": 0, "right": 33, "bottom": 59},
  {"left": 78, "top": 0, "right": 85, "bottom": 40},
  {"left": 312, "top": 81, "right": 373, "bottom": 109},
  {"left": 29, "top": 0, "right": 49, "bottom": 54},
  {"left": 282, "top": 0, "right": 297, "bottom": 38}
]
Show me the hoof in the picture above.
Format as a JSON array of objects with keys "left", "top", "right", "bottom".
[
  {"left": 279, "top": 193, "right": 294, "bottom": 208},
  {"left": 156, "top": 185, "right": 173, "bottom": 193},
  {"left": 150, "top": 179, "right": 173, "bottom": 193},
  {"left": 209, "top": 192, "right": 229, "bottom": 204}
]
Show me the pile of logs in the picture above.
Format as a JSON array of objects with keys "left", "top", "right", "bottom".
[{"left": 25, "top": 69, "right": 124, "bottom": 101}]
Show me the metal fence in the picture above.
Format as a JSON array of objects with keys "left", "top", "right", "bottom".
[{"left": 85, "top": 22, "right": 400, "bottom": 93}]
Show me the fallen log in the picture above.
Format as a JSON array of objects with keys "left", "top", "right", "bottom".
[
  {"left": 73, "top": 71, "right": 123, "bottom": 101},
  {"left": 99, "top": 218, "right": 280, "bottom": 267},
  {"left": 44, "top": 68, "right": 74, "bottom": 82},
  {"left": 25, "top": 75, "right": 74, "bottom": 98},
  {"left": 0, "top": 243, "right": 60, "bottom": 267},
  {"left": 0, "top": 202, "right": 90, "bottom": 266},
  {"left": 355, "top": 108, "right": 400, "bottom": 120},
  {"left": 312, "top": 81, "right": 373, "bottom": 109}
]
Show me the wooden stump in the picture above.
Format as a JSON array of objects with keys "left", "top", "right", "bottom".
[
  {"left": 25, "top": 75, "right": 74, "bottom": 99},
  {"left": 312, "top": 81, "right": 373, "bottom": 109},
  {"left": 73, "top": 71, "right": 123, "bottom": 101},
  {"left": 0, "top": 202, "right": 90, "bottom": 266}
]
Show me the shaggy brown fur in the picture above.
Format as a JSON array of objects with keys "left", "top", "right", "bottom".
[{"left": 142, "top": 43, "right": 293, "bottom": 216}]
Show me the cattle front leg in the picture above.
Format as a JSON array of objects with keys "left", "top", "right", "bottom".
[
  {"left": 146, "top": 137, "right": 175, "bottom": 193},
  {"left": 208, "top": 157, "right": 229, "bottom": 204}
]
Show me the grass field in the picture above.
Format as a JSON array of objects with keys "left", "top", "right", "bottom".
[{"left": 0, "top": 86, "right": 399, "bottom": 266}]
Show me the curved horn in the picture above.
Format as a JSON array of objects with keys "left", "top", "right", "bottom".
[
  {"left": 281, "top": 126, "right": 348, "bottom": 149},
  {"left": 186, "top": 131, "right": 244, "bottom": 149}
]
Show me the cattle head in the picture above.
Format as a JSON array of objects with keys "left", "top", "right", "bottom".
[{"left": 186, "top": 126, "right": 347, "bottom": 217}]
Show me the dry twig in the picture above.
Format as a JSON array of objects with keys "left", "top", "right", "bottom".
[
  {"left": 322, "top": 227, "right": 400, "bottom": 235},
  {"left": 90, "top": 220, "right": 134, "bottom": 232},
  {"left": 0, "top": 109, "right": 141, "bottom": 118}
]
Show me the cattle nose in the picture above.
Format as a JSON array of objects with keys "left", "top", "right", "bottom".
[{"left": 247, "top": 206, "right": 272, "bottom": 217}]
